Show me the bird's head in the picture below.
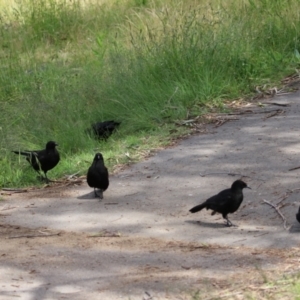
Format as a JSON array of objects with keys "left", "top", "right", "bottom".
[
  {"left": 232, "top": 180, "right": 251, "bottom": 190},
  {"left": 46, "top": 141, "right": 58, "bottom": 150},
  {"left": 94, "top": 152, "right": 104, "bottom": 162}
]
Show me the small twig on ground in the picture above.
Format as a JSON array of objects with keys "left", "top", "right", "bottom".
[
  {"left": 44, "top": 179, "right": 84, "bottom": 189},
  {"left": 38, "top": 230, "right": 53, "bottom": 235},
  {"left": 176, "top": 117, "right": 200, "bottom": 126},
  {"left": 276, "top": 188, "right": 300, "bottom": 206},
  {"left": 287, "top": 187, "right": 300, "bottom": 193},
  {"left": 288, "top": 166, "right": 300, "bottom": 171},
  {"left": 46, "top": 179, "right": 64, "bottom": 183},
  {"left": 66, "top": 171, "right": 80, "bottom": 180},
  {"left": 200, "top": 172, "right": 250, "bottom": 177},
  {"left": 110, "top": 216, "right": 123, "bottom": 222},
  {"left": 88, "top": 231, "right": 121, "bottom": 238},
  {"left": 263, "top": 199, "right": 288, "bottom": 230},
  {"left": 276, "top": 193, "right": 291, "bottom": 206},
  {"left": 232, "top": 238, "right": 247, "bottom": 243},
  {"left": 263, "top": 109, "right": 285, "bottom": 120},
  {"left": 262, "top": 102, "right": 290, "bottom": 107},
  {"left": 1, "top": 188, "right": 28, "bottom": 193},
  {"left": 226, "top": 109, "right": 285, "bottom": 115},
  {"left": 8, "top": 232, "right": 61, "bottom": 239},
  {"left": 200, "top": 172, "right": 266, "bottom": 182},
  {"left": 64, "top": 179, "right": 84, "bottom": 185},
  {"left": 143, "top": 291, "right": 153, "bottom": 300},
  {"left": 167, "top": 86, "right": 178, "bottom": 104},
  {"left": 214, "top": 119, "right": 232, "bottom": 127},
  {"left": 0, "top": 206, "right": 17, "bottom": 211},
  {"left": 253, "top": 232, "right": 269, "bottom": 237}
]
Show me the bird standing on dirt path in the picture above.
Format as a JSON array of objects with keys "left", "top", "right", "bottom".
[
  {"left": 87, "top": 153, "right": 109, "bottom": 199},
  {"left": 12, "top": 141, "right": 60, "bottom": 183},
  {"left": 87, "top": 120, "right": 121, "bottom": 140},
  {"left": 296, "top": 206, "right": 300, "bottom": 223},
  {"left": 189, "top": 180, "right": 251, "bottom": 227}
]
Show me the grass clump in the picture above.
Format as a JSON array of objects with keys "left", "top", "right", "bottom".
[{"left": 0, "top": 0, "right": 300, "bottom": 186}]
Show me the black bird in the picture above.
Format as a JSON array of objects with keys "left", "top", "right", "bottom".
[
  {"left": 189, "top": 180, "right": 251, "bottom": 227},
  {"left": 87, "top": 153, "right": 109, "bottom": 199},
  {"left": 86, "top": 120, "right": 121, "bottom": 140},
  {"left": 296, "top": 206, "right": 300, "bottom": 223},
  {"left": 12, "top": 141, "right": 60, "bottom": 182}
]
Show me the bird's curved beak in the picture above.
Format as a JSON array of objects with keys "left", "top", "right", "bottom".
[{"left": 246, "top": 186, "right": 251, "bottom": 189}]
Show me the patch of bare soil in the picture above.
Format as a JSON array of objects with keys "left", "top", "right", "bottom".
[{"left": 0, "top": 223, "right": 298, "bottom": 299}]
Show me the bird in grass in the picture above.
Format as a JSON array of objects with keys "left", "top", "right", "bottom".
[
  {"left": 12, "top": 141, "right": 60, "bottom": 183},
  {"left": 86, "top": 120, "right": 121, "bottom": 140},
  {"left": 87, "top": 153, "right": 109, "bottom": 199},
  {"left": 296, "top": 206, "right": 300, "bottom": 223},
  {"left": 189, "top": 180, "right": 251, "bottom": 227}
]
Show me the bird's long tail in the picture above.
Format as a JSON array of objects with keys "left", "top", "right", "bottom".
[
  {"left": 12, "top": 151, "right": 31, "bottom": 157},
  {"left": 189, "top": 203, "right": 206, "bottom": 213}
]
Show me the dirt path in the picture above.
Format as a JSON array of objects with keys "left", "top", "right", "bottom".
[{"left": 1, "top": 90, "right": 300, "bottom": 299}]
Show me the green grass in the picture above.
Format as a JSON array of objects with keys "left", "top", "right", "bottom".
[{"left": 0, "top": 0, "right": 300, "bottom": 187}]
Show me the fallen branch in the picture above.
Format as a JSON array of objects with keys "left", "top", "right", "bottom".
[
  {"left": 262, "top": 101, "right": 290, "bottom": 107},
  {"left": 88, "top": 231, "right": 121, "bottom": 238},
  {"left": 263, "top": 199, "right": 288, "bottom": 230},
  {"left": 8, "top": 232, "right": 61, "bottom": 239},
  {"left": 276, "top": 193, "right": 291, "bottom": 206},
  {"left": 225, "top": 109, "right": 286, "bottom": 115},
  {"left": 276, "top": 188, "right": 300, "bottom": 206},
  {"left": 263, "top": 109, "right": 285, "bottom": 120}
]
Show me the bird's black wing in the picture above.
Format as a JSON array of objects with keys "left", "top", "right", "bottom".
[{"left": 205, "top": 189, "right": 232, "bottom": 212}]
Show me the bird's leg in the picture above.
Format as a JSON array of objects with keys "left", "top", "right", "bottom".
[
  {"left": 34, "top": 154, "right": 45, "bottom": 181},
  {"left": 94, "top": 188, "right": 103, "bottom": 199},
  {"left": 225, "top": 216, "right": 233, "bottom": 227},
  {"left": 98, "top": 190, "right": 103, "bottom": 200},
  {"left": 94, "top": 189, "right": 104, "bottom": 200},
  {"left": 34, "top": 169, "right": 45, "bottom": 182},
  {"left": 44, "top": 173, "right": 50, "bottom": 184}
]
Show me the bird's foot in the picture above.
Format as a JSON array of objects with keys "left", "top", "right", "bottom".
[
  {"left": 94, "top": 189, "right": 103, "bottom": 200},
  {"left": 225, "top": 220, "right": 233, "bottom": 227},
  {"left": 36, "top": 175, "right": 48, "bottom": 183},
  {"left": 224, "top": 221, "right": 238, "bottom": 227}
]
